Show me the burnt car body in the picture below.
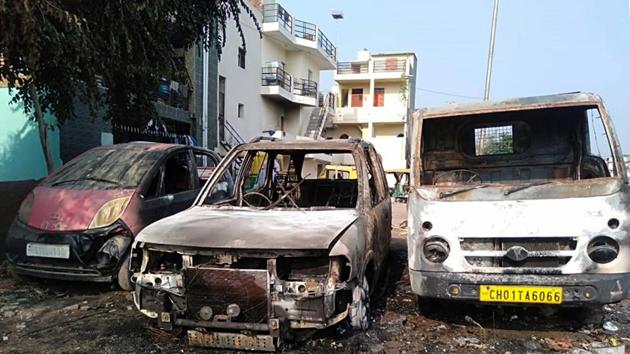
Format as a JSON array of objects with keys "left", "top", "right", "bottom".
[
  {"left": 130, "top": 138, "right": 391, "bottom": 351},
  {"left": 6, "top": 142, "right": 221, "bottom": 290},
  {"left": 407, "top": 92, "right": 630, "bottom": 308}
]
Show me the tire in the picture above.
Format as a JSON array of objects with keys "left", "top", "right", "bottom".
[
  {"left": 117, "top": 255, "right": 133, "bottom": 291},
  {"left": 349, "top": 275, "right": 370, "bottom": 330}
]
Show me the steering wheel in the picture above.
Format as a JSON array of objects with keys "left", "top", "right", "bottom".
[
  {"left": 242, "top": 191, "right": 273, "bottom": 207},
  {"left": 434, "top": 169, "right": 482, "bottom": 185}
]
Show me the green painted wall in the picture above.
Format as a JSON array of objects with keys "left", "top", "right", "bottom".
[{"left": 0, "top": 88, "right": 62, "bottom": 181}]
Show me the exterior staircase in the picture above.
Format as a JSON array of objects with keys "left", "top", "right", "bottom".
[{"left": 304, "top": 93, "right": 335, "bottom": 139}]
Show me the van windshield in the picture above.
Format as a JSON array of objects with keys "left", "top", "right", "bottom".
[{"left": 419, "top": 105, "right": 617, "bottom": 187}]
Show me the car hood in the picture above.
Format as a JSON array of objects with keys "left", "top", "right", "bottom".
[
  {"left": 26, "top": 186, "right": 135, "bottom": 232},
  {"left": 136, "top": 206, "right": 359, "bottom": 250}
]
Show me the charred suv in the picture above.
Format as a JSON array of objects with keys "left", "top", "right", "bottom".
[
  {"left": 130, "top": 138, "right": 391, "bottom": 351},
  {"left": 408, "top": 93, "right": 630, "bottom": 308}
]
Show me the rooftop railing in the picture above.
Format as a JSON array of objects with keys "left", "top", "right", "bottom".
[
  {"left": 262, "top": 3, "right": 336, "bottom": 62},
  {"left": 336, "top": 61, "right": 369, "bottom": 74},
  {"left": 373, "top": 58, "right": 407, "bottom": 73}
]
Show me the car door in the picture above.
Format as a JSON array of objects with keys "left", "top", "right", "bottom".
[{"left": 364, "top": 145, "right": 391, "bottom": 266}]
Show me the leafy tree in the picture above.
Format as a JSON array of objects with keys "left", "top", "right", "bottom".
[{"left": 0, "top": 0, "right": 257, "bottom": 173}]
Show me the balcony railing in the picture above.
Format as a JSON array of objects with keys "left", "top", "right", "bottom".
[
  {"left": 336, "top": 61, "right": 369, "bottom": 74},
  {"left": 373, "top": 58, "right": 407, "bottom": 73},
  {"left": 261, "top": 3, "right": 336, "bottom": 62},
  {"left": 294, "top": 19, "right": 316, "bottom": 41},
  {"left": 261, "top": 66, "right": 292, "bottom": 91},
  {"left": 261, "top": 67, "right": 317, "bottom": 99},
  {"left": 293, "top": 79, "right": 317, "bottom": 97},
  {"left": 317, "top": 30, "right": 336, "bottom": 61},
  {"left": 262, "top": 3, "right": 292, "bottom": 32}
]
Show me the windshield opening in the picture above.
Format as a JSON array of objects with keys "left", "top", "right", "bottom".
[
  {"left": 203, "top": 149, "right": 358, "bottom": 209},
  {"left": 419, "top": 106, "right": 617, "bottom": 188},
  {"left": 43, "top": 146, "right": 161, "bottom": 190}
]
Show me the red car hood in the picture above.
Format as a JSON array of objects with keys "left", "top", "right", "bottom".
[{"left": 26, "top": 186, "right": 135, "bottom": 232}]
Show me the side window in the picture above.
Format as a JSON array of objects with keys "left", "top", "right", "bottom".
[
  {"left": 193, "top": 150, "right": 219, "bottom": 186},
  {"left": 163, "top": 151, "right": 193, "bottom": 194},
  {"left": 585, "top": 108, "right": 614, "bottom": 178},
  {"left": 365, "top": 148, "right": 386, "bottom": 206},
  {"left": 144, "top": 169, "right": 162, "bottom": 198}
]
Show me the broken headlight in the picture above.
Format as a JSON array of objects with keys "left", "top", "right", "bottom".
[{"left": 276, "top": 257, "right": 330, "bottom": 281}]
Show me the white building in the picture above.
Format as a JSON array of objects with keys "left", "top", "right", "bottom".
[
  {"left": 325, "top": 50, "right": 417, "bottom": 171},
  {"left": 217, "top": 0, "right": 337, "bottom": 151}
]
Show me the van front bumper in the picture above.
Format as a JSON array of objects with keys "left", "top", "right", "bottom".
[{"left": 409, "top": 269, "right": 630, "bottom": 305}]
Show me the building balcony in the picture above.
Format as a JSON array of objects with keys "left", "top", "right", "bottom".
[
  {"left": 332, "top": 106, "right": 408, "bottom": 124},
  {"left": 335, "top": 58, "right": 409, "bottom": 81},
  {"left": 261, "top": 3, "right": 336, "bottom": 70},
  {"left": 260, "top": 66, "right": 317, "bottom": 106}
]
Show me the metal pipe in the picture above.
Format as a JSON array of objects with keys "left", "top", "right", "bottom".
[
  {"left": 202, "top": 32, "right": 210, "bottom": 154},
  {"left": 483, "top": 0, "right": 499, "bottom": 101}
]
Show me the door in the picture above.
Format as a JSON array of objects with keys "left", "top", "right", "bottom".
[
  {"left": 373, "top": 88, "right": 385, "bottom": 107},
  {"left": 364, "top": 146, "right": 391, "bottom": 269},
  {"left": 351, "top": 88, "right": 363, "bottom": 107}
]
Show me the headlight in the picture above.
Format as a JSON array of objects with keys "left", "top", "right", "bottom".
[
  {"left": 17, "top": 193, "right": 34, "bottom": 223},
  {"left": 587, "top": 236, "right": 619, "bottom": 264},
  {"left": 88, "top": 196, "right": 131, "bottom": 229},
  {"left": 423, "top": 237, "right": 450, "bottom": 263}
]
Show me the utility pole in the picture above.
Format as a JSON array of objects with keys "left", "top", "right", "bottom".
[{"left": 483, "top": 0, "right": 499, "bottom": 101}]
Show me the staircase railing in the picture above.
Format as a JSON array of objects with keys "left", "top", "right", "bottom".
[
  {"left": 315, "top": 92, "right": 335, "bottom": 139},
  {"left": 221, "top": 118, "right": 245, "bottom": 151}
]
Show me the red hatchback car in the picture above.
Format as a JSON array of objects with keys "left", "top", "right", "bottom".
[{"left": 6, "top": 142, "right": 222, "bottom": 290}]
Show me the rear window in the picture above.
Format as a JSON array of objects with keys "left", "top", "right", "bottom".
[
  {"left": 474, "top": 124, "right": 514, "bottom": 156},
  {"left": 43, "top": 147, "right": 162, "bottom": 189}
]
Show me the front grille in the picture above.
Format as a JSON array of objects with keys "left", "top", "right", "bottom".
[
  {"left": 185, "top": 267, "right": 269, "bottom": 323},
  {"left": 460, "top": 237, "right": 577, "bottom": 268}
]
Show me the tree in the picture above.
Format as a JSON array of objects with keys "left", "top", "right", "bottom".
[{"left": 0, "top": 0, "right": 257, "bottom": 173}]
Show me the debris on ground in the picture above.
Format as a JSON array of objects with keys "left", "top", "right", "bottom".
[{"left": 602, "top": 320, "right": 620, "bottom": 332}]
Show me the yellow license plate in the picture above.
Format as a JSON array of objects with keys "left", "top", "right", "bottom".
[{"left": 479, "top": 285, "right": 563, "bottom": 304}]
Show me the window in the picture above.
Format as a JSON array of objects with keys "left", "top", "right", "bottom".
[
  {"left": 374, "top": 88, "right": 385, "bottom": 107},
  {"left": 163, "top": 152, "right": 193, "bottom": 194},
  {"left": 238, "top": 47, "right": 246, "bottom": 69},
  {"left": 585, "top": 108, "right": 614, "bottom": 178},
  {"left": 365, "top": 148, "right": 386, "bottom": 206},
  {"left": 351, "top": 88, "right": 363, "bottom": 107},
  {"left": 238, "top": 103, "right": 245, "bottom": 118},
  {"left": 474, "top": 125, "right": 514, "bottom": 156}
]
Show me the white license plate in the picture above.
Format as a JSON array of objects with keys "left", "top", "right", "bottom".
[{"left": 26, "top": 243, "right": 70, "bottom": 259}]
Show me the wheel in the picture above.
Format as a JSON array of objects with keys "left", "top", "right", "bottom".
[
  {"left": 349, "top": 275, "right": 370, "bottom": 330},
  {"left": 117, "top": 255, "right": 133, "bottom": 291}
]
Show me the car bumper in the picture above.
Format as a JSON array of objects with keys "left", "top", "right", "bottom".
[
  {"left": 409, "top": 269, "right": 630, "bottom": 305},
  {"left": 6, "top": 219, "right": 131, "bottom": 282}
]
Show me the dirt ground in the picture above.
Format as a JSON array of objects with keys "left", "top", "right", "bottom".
[{"left": 0, "top": 201, "right": 628, "bottom": 354}]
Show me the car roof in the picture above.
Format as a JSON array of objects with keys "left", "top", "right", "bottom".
[
  {"left": 417, "top": 92, "right": 603, "bottom": 119},
  {"left": 238, "top": 138, "right": 370, "bottom": 151}
]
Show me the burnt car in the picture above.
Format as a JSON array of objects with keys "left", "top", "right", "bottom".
[
  {"left": 130, "top": 138, "right": 391, "bottom": 351},
  {"left": 6, "top": 142, "right": 221, "bottom": 290},
  {"left": 407, "top": 92, "right": 629, "bottom": 310}
]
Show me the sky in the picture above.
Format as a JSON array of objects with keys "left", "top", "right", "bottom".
[{"left": 281, "top": 0, "right": 630, "bottom": 152}]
